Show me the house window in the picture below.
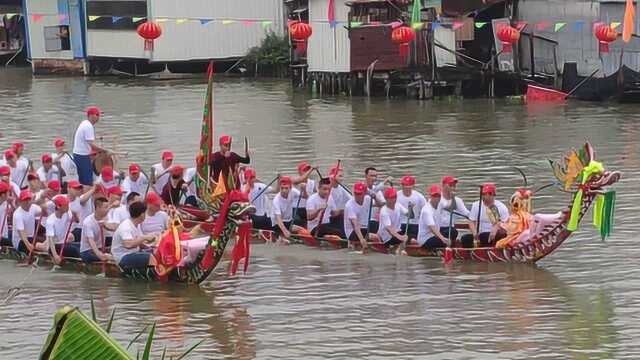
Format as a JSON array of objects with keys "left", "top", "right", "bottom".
[{"left": 44, "top": 25, "right": 71, "bottom": 52}]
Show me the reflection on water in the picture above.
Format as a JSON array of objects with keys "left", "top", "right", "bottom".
[{"left": 1, "top": 67, "right": 639, "bottom": 358}]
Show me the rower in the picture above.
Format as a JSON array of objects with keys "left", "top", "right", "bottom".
[
  {"left": 52, "top": 138, "right": 79, "bottom": 186},
  {"left": 67, "top": 180, "right": 95, "bottom": 242},
  {"left": 2, "top": 150, "right": 28, "bottom": 190},
  {"left": 36, "top": 180, "right": 62, "bottom": 216},
  {"left": 344, "top": 182, "right": 379, "bottom": 250},
  {"left": 36, "top": 153, "right": 60, "bottom": 184},
  {"left": 182, "top": 166, "right": 198, "bottom": 207},
  {"left": 417, "top": 184, "right": 450, "bottom": 249},
  {"left": 151, "top": 150, "right": 173, "bottom": 194},
  {"left": 79, "top": 197, "right": 114, "bottom": 263},
  {"left": 436, "top": 176, "right": 470, "bottom": 243},
  {"left": 0, "top": 165, "right": 20, "bottom": 204},
  {"left": 107, "top": 188, "right": 138, "bottom": 227},
  {"left": 376, "top": 187, "right": 408, "bottom": 252},
  {"left": 244, "top": 167, "right": 275, "bottom": 230},
  {"left": 397, "top": 175, "right": 426, "bottom": 241},
  {"left": 122, "top": 163, "right": 148, "bottom": 200},
  {"left": 12, "top": 190, "right": 44, "bottom": 253},
  {"left": 0, "top": 182, "right": 11, "bottom": 247},
  {"left": 327, "top": 166, "right": 350, "bottom": 232},
  {"left": 72, "top": 106, "right": 109, "bottom": 187},
  {"left": 111, "top": 201, "right": 158, "bottom": 271},
  {"left": 46, "top": 195, "right": 80, "bottom": 264},
  {"left": 306, "top": 177, "right": 343, "bottom": 237},
  {"left": 460, "top": 183, "right": 509, "bottom": 248},
  {"left": 26, "top": 172, "right": 41, "bottom": 194},
  {"left": 270, "top": 176, "right": 306, "bottom": 242},
  {"left": 140, "top": 192, "right": 169, "bottom": 236},
  {"left": 364, "top": 167, "right": 387, "bottom": 233},
  {"left": 11, "top": 142, "right": 29, "bottom": 170},
  {"left": 210, "top": 135, "right": 250, "bottom": 190},
  {"left": 96, "top": 165, "right": 120, "bottom": 189},
  {"left": 292, "top": 161, "right": 317, "bottom": 227},
  {"left": 160, "top": 165, "right": 187, "bottom": 206}
]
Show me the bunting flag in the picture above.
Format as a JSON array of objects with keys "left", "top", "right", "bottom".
[
  {"left": 241, "top": 20, "right": 253, "bottom": 26},
  {"left": 475, "top": 22, "right": 487, "bottom": 29},
  {"left": 31, "top": 14, "right": 44, "bottom": 23},
  {"left": 623, "top": 0, "right": 635, "bottom": 42},
  {"left": 411, "top": 0, "right": 421, "bottom": 25},
  {"left": 88, "top": 15, "right": 100, "bottom": 22},
  {"left": 222, "top": 20, "right": 235, "bottom": 25},
  {"left": 112, "top": 16, "right": 123, "bottom": 23},
  {"left": 554, "top": 22, "right": 566, "bottom": 32},
  {"left": 611, "top": 21, "right": 621, "bottom": 29},
  {"left": 176, "top": 18, "right": 188, "bottom": 24},
  {"left": 58, "top": 14, "right": 67, "bottom": 22},
  {"left": 156, "top": 18, "right": 168, "bottom": 23},
  {"left": 132, "top": 17, "right": 145, "bottom": 22},
  {"left": 261, "top": 20, "right": 272, "bottom": 28},
  {"left": 575, "top": 21, "right": 585, "bottom": 32},
  {"left": 328, "top": 0, "right": 336, "bottom": 28},
  {"left": 200, "top": 19, "right": 212, "bottom": 25},
  {"left": 452, "top": 21, "right": 464, "bottom": 30},
  {"left": 350, "top": 21, "right": 362, "bottom": 28}
]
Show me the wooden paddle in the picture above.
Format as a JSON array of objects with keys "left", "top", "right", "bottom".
[
  {"left": 289, "top": 183, "right": 304, "bottom": 232},
  {"left": 26, "top": 217, "right": 42, "bottom": 265},
  {"left": 315, "top": 160, "right": 341, "bottom": 238},
  {"left": 0, "top": 202, "right": 10, "bottom": 244},
  {"left": 474, "top": 186, "right": 482, "bottom": 248},
  {"left": 250, "top": 175, "right": 279, "bottom": 203},
  {"left": 99, "top": 223, "right": 107, "bottom": 276},
  {"left": 144, "top": 166, "right": 155, "bottom": 196},
  {"left": 56, "top": 214, "right": 75, "bottom": 267}
]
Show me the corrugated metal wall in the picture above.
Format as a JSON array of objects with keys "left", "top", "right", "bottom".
[
  {"left": 518, "top": 0, "right": 640, "bottom": 76},
  {"left": 86, "top": 29, "right": 144, "bottom": 58},
  {"left": 307, "top": 0, "right": 350, "bottom": 73},
  {"left": 25, "top": 0, "right": 74, "bottom": 60}
]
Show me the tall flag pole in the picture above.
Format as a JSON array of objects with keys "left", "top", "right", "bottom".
[{"left": 195, "top": 61, "right": 215, "bottom": 200}]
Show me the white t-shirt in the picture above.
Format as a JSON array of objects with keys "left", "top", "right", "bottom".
[
  {"left": 0, "top": 201, "right": 9, "bottom": 239},
  {"left": 73, "top": 120, "right": 95, "bottom": 156},
  {"left": 367, "top": 184, "right": 385, "bottom": 221},
  {"left": 70, "top": 196, "right": 94, "bottom": 230},
  {"left": 271, "top": 188, "right": 300, "bottom": 224},
  {"left": 111, "top": 219, "right": 142, "bottom": 263},
  {"left": 329, "top": 185, "right": 351, "bottom": 211},
  {"left": 122, "top": 174, "right": 149, "bottom": 199},
  {"left": 12, "top": 204, "right": 42, "bottom": 248},
  {"left": 95, "top": 171, "right": 120, "bottom": 189},
  {"left": 37, "top": 165, "right": 60, "bottom": 183},
  {"left": 152, "top": 163, "right": 171, "bottom": 194},
  {"left": 469, "top": 200, "right": 510, "bottom": 233},
  {"left": 45, "top": 211, "right": 73, "bottom": 245},
  {"left": 249, "top": 182, "right": 273, "bottom": 216},
  {"left": 9, "top": 161, "right": 29, "bottom": 188},
  {"left": 7, "top": 181, "right": 20, "bottom": 197},
  {"left": 80, "top": 214, "right": 105, "bottom": 253},
  {"left": 183, "top": 167, "right": 197, "bottom": 198},
  {"left": 140, "top": 210, "right": 169, "bottom": 235},
  {"left": 377, "top": 204, "right": 408, "bottom": 243},
  {"left": 108, "top": 205, "right": 130, "bottom": 225},
  {"left": 417, "top": 203, "right": 439, "bottom": 246},
  {"left": 294, "top": 179, "right": 316, "bottom": 208},
  {"left": 397, "top": 190, "right": 427, "bottom": 225},
  {"left": 52, "top": 152, "right": 78, "bottom": 182},
  {"left": 343, "top": 195, "right": 371, "bottom": 238},
  {"left": 437, "top": 196, "right": 470, "bottom": 228},
  {"left": 305, "top": 193, "right": 331, "bottom": 231}
]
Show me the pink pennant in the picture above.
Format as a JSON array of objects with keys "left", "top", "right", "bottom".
[
  {"left": 31, "top": 14, "right": 44, "bottom": 23},
  {"left": 516, "top": 21, "right": 527, "bottom": 31},
  {"left": 242, "top": 20, "right": 254, "bottom": 26},
  {"left": 58, "top": 14, "right": 67, "bottom": 22},
  {"left": 535, "top": 21, "right": 550, "bottom": 31},
  {"left": 452, "top": 21, "right": 464, "bottom": 30}
]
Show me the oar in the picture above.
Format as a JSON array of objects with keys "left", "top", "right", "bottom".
[
  {"left": 0, "top": 202, "right": 10, "bottom": 243},
  {"left": 98, "top": 224, "right": 107, "bottom": 277},
  {"left": 475, "top": 186, "right": 483, "bottom": 248},
  {"left": 289, "top": 185, "right": 303, "bottom": 232},
  {"left": 55, "top": 215, "right": 75, "bottom": 268},
  {"left": 362, "top": 194, "right": 375, "bottom": 252},
  {"left": 144, "top": 166, "right": 155, "bottom": 196},
  {"left": 320, "top": 162, "right": 352, "bottom": 195},
  {"left": 26, "top": 217, "right": 43, "bottom": 265},
  {"left": 17, "top": 160, "right": 33, "bottom": 189},
  {"left": 250, "top": 175, "right": 279, "bottom": 203},
  {"left": 565, "top": 69, "right": 599, "bottom": 98},
  {"left": 315, "top": 160, "right": 341, "bottom": 237}
]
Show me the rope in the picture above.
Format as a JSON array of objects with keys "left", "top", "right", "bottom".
[{"left": 1, "top": 257, "right": 38, "bottom": 305}]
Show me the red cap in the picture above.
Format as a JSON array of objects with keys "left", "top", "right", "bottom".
[
  {"left": 482, "top": 183, "right": 497, "bottom": 196},
  {"left": 54, "top": 138, "right": 65, "bottom": 147},
  {"left": 170, "top": 165, "right": 184, "bottom": 176},
  {"left": 86, "top": 106, "right": 101, "bottom": 116},
  {"left": 429, "top": 184, "right": 442, "bottom": 196},
  {"left": 161, "top": 150, "right": 174, "bottom": 161},
  {"left": 129, "top": 163, "right": 141, "bottom": 175},
  {"left": 279, "top": 176, "right": 292, "bottom": 187},
  {"left": 53, "top": 195, "right": 69, "bottom": 208},
  {"left": 27, "top": 172, "right": 38, "bottom": 181},
  {"left": 0, "top": 166, "right": 10, "bottom": 176},
  {"left": 48, "top": 180, "right": 61, "bottom": 192},
  {"left": 19, "top": 190, "right": 33, "bottom": 201},
  {"left": 41, "top": 153, "right": 53, "bottom": 163},
  {"left": 353, "top": 182, "right": 367, "bottom": 195},
  {"left": 3, "top": 150, "right": 16, "bottom": 160},
  {"left": 145, "top": 192, "right": 163, "bottom": 206},
  {"left": 107, "top": 186, "right": 123, "bottom": 196},
  {"left": 400, "top": 175, "right": 415, "bottom": 186},
  {"left": 219, "top": 135, "right": 232, "bottom": 145},
  {"left": 442, "top": 176, "right": 458, "bottom": 186},
  {"left": 0, "top": 181, "right": 9, "bottom": 194},
  {"left": 101, "top": 166, "right": 114, "bottom": 182},
  {"left": 297, "top": 161, "right": 312, "bottom": 173},
  {"left": 67, "top": 180, "right": 82, "bottom": 189},
  {"left": 90, "top": 149, "right": 97, "bottom": 156},
  {"left": 244, "top": 167, "right": 256, "bottom": 180},
  {"left": 384, "top": 187, "right": 397, "bottom": 199},
  {"left": 11, "top": 142, "right": 24, "bottom": 152}
]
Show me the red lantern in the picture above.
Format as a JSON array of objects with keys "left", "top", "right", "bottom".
[
  {"left": 391, "top": 26, "right": 416, "bottom": 58},
  {"left": 594, "top": 24, "right": 618, "bottom": 53},
  {"left": 496, "top": 25, "right": 520, "bottom": 53},
  {"left": 289, "top": 21, "right": 313, "bottom": 55},
  {"left": 137, "top": 21, "right": 162, "bottom": 51}
]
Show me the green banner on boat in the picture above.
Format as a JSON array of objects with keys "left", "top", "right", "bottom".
[
  {"left": 593, "top": 190, "right": 616, "bottom": 241},
  {"left": 567, "top": 160, "right": 603, "bottom": 231}
]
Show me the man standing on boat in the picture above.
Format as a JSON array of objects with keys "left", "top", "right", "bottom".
[
  {"left": 436, "top": 176, "right": 469, "bottom": 243},
  {"left": 460, "top": 183, "right": 509, "bottom": 248},
  {"left": 377, "top": 187, "right": 408, "bottom": 253},
  {"left": 397, "top": 175, "right": 426, "bottom": 241},
  {"left": 72, "top": 106, "right": 109, "bottom": 187},
  {"left": 417, "top": 185, "right": 450, "bottom": 250},
  {"left": 210, "top": 135, "right": 250, "bottom": 190}
]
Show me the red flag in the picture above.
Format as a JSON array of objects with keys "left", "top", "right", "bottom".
[
  {"left": 623, "top": 0, "right": 635, "bottom": 43},
  {"left": 328, "top": 0, "right": 336, "bottom": 28},
  {"left": 229, "top": 222, "right": 251, "bottom": 275}
]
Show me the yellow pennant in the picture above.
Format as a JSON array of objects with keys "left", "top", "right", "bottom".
[
  {"left": 176, "top": 18, "right": 188, "bottom": 25},
  {"left": 88, "top": 16, "right": 100, "bottom": 22}
]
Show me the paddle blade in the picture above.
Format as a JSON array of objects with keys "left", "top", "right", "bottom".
[
  {"left": 40, "top": 306, "right": 134, "bottom": 359},
  {"left": 443, "top": 248, "right": 454, "bottom": 264}
]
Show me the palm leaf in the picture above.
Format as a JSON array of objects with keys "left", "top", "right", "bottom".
[
  {"left": 39, "top": 306, "right": 134, "bottom": 360},
  {"left": 141, "top": 322, "right": 156, "bottom": 360},
  {"left": 174, "top": 339, "right": 206, "bottom": 360},
  {"left": 105, "top": 307, "right": 117, "bottom": 333}
]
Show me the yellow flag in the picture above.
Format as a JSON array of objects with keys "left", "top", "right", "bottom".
[
  {"left": 623, "top": 0, "right": 635, "bottom": 43},
  {"left": 212, "top": 172, "right": 227, "bottom": 198}
]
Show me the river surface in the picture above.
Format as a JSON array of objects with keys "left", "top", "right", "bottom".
[{"left": 0, "top": 67, "right": 638, "bottom": 359}]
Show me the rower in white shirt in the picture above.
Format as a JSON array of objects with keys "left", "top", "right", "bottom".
[
  {"left": 12, "top": 190, "right": 44, "bottom": 253},
  {"left": 79, "top": 197, "right": 114, "bottom": 263},
  {"left": 417, "top": 184, "right": 450, "bottom": 249},
  {"left": 182, "top": 166, "right": 198, "bottom": 206},
  {"left": 122, "top": 163, "right": 149, "bottom": 199},
  {"left": 344, "top": 182, "right": 379, "bottom": 250},
  {"left": 11, "top": 142, "right": 30, "bottom": 187},
  {"left": 306, "top": 177, "right": 342, "bottom": 237},
  {"left": 376, "top": 187, "right": 408, "bottom": 253},
  {"left": 327, "top": 166, "right": 351, "bottom": 231},
  {"left": 397, "top": 175, "right": 427, "bottom": 241},
  {"left": 292, "top": 161, "right": 317, "bottom": 227},
  {"left": 36, "top": 153, "right": 61, "bottom": 183},
  {"left": 36, "top": 180, "right": 62, "bottom": 217},
  {"left": 2, "top": 149, "right": 29, "bottom": 189},
  {"left": 270, "top": 176, "right": 306, "bottom": 242},
  {"left": 460, "top": 183, "right": 510, "bottom": 248},
  {"left": 151, "top": 150, "right": 174, "bottom": 194},
  {"left": 0, "top": 182, "right": 12, "bottom": 246},
  {"left": 45, "top": 195, "right": 80, "bottom": 265},
  {"left": 244, "top": 168, "right": 276, "bottom": 230},
  {"left": 436, "top": 176, "right": 470, "bottom": 243},
  {"left": 107, "top": 188, "right": 140, "bottom": 229},
  {"left": 140, "top": 192, "right": 169, "bottom": 236},
  {"left": 364, "top": 167, "right": 388, "bottom": 233},
  {"left": 67, "top": 180, "right": 95, "bottom": 242},
  {"left": 52, "top": 137, "right": 79, "bottom": 184},
  {"left": 0, "top": 165, "right": 20, "bottom": 205},
  {"left": 96, "top": 165, "right": 121, "bottom": 189}
]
